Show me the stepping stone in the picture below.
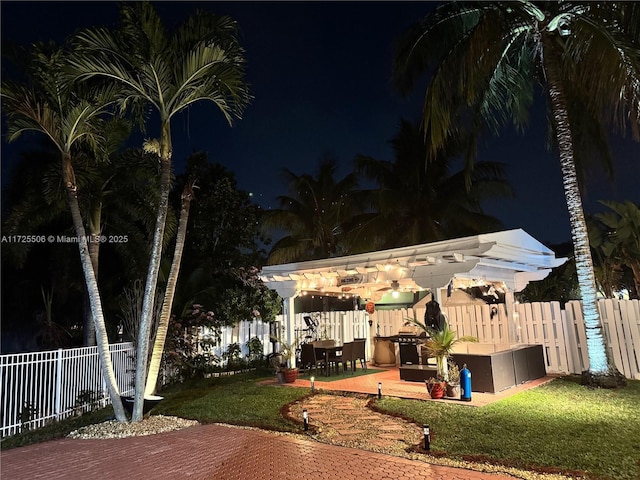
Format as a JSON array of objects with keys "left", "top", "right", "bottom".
[
  {"left": 369, "top": 439, "right": 395, "bottom": 448},
  {"left": 378, "top": 425, "right": 404, "bottom": 431},
  {"left": 335, "top": 428, "right": 366, "bottom": 436}
]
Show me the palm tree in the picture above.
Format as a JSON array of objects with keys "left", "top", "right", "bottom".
[
  {"left": 350, "top": 119, "right": 512, "bottom": 252},
  {"left": 145, "top": 173, "right": 195, "bottom": 396},
  {"left": 394, "top": 2, "right": 639, "bottom": 383},
  {"left": 1, "top": 42, "right": 128, "bottom": 421},
  {"left": 262, "top": 155, "right": 361, "bottom": 264},
  {"left": 2, "top": 140, "right": 175, "bottom": 346},
  {"left": 592, "top": 201, "right": 640, "bottom": 298},
  {"left": 69, "top": 2, "right": 250, "bottom": 420}
]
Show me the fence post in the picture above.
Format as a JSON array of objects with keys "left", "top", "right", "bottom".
[{"left": 55, "top": 348, "right": 63, "bottom": 420}]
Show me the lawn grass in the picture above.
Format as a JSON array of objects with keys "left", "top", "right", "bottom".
[
  {"left": 152, "top": 369, "right": 308, "bottom": 431},
  {"left": 375, "top": 376, "right": 640, "bottom": 480}
]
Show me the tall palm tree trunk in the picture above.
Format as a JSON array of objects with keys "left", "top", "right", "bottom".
[
  {"left": 133, "top": 122, "right": 172, "bottom": 421},
  {"left": 145, "top": 180, "right": 195, "bottom": 396},
  {"left": 63, "top": 154, "right": 127, "bottom": 421},
  {"left": 82, "top": 203, "right": 102, "bottom": 346},
  {"left": 542, "top": 39, "right": 614, "bottom": 377}
]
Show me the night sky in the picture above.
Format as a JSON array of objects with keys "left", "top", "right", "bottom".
[{"left": 2, "top": 1, "right": 639, "bottom": 247}]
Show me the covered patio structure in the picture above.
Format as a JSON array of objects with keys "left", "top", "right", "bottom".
[{"left": 260, "top": 229, "right": 567, "bottom": 384}]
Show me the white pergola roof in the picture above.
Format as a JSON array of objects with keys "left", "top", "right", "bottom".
[{"left": 260, "top": 229, "right": 567, "bottom": 299}]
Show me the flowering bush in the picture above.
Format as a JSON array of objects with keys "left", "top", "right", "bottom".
[
  {"left": 164, "top": 304, "right": 224, "bottom": 381},
  {"left": 161, "top": 266, "right": 279, "bottom": 382}
]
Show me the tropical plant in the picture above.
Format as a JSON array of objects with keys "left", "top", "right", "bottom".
[
  {"left": 118, "top": 279, "right": 164, "bottom": 347},
  {"left": 517, "top": 255, "right": 580, "bottom": 305},
  {"left": 422, "top": 324, "right": 477, "bottom": 381},
  {"left": 262, "top": 155, "right": 361, "bottom": 264},
  {"left": 350, "top": 119, "right": 512, "bottom": 251},
  {"left": 178, "top": 154, "right": 268, "bottom": 275},
  {"left": 446, "top": 359, "right": 461, "bottom": 385},
  {"left": 214, "top": 266, "right": 282, "bottom": 325},
  {"left": 69, "top": 2, "right": 250, "bottom": 420},
  {"left": 35, "top": 285, "right": 72, "bottom": 350},
  {"left": 269, "top": 328, "right": 300, "bottom": 371},
  {"left": 592, "top": 201, "right": 640, "bottom": 298},
  {"left": 246, "top": 336, "right": 265, "bottom": 366},
  {"left": 163, "top": 304, "right": 223, "bottom": 382},
  {"left": 1, "top": 41, "right": 128, "bottom": 421},
  {"left": 588, "top": 217, "right": 625, "bottom": 299},
  {"left": 394, "top": 2, "right": 639, "bottom": 383}
]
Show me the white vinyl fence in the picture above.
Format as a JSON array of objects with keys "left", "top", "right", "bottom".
[
  {"left": 446, "top": 298, "right": 640, "bottom": 379},
  {"left": 334, "top": 299, "right": 640, "bottom": 379},
  {"left": 205, "top": 311, "right": 371, "bottom": 359}
]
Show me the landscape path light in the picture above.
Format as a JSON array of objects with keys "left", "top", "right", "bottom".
[{"left": 423, "top": 424, "right": 430, "bottom": 450}]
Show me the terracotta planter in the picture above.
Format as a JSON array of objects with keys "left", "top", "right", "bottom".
[
  {"left": 283, "top": 368, "right": 299, "bottom": 383},
  {"left": 426, "top": 381, "right": 445, "bottom": 399}
]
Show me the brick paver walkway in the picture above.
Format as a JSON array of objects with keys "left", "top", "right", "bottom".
[{"left": 0, "top": 423, "right": 510, "bottom": 480}]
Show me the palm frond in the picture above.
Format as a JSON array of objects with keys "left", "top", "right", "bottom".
[
  {"left": 566, "top": 8, "right": 640, "bottom": 140},
  {"left": 69, "top": 3, "right": 250, "bottom": 130}
]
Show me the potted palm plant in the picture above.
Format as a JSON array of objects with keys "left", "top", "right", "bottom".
[
  {"left": 269, "top": 332, "right": 299, "bottom": 383},
  {"left": 420, "top": 323, "right": 477, "bottom": 381},
  {"left": 405, "top": 318, "right": 478, "bottom": 381}
]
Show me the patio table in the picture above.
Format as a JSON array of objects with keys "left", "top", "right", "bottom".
[{"left": 314, "top": 345, "right": 343, "bottom": 376}]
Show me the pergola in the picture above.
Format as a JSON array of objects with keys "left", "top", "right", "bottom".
[{"left": 260, "top": 229, "right": 567, "bottom": 357}]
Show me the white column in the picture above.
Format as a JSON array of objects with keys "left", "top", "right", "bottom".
[
  {"left": 283, "top": 296, "right": 297, "bottom": 367},
  {"left": 504, "top": 287, "right": 519, "bottom": 344}
]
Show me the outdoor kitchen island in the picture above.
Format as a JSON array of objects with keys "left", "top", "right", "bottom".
[{"left": 399, "top": 344, "right": 547, "bottom": 393}]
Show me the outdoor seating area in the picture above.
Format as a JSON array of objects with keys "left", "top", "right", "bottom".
[
  {"left": 299, "top": 339, "right": 367, "bottom": 377},
  {"left": 396, "top": 341, "right": 547, "bottom": 393}
]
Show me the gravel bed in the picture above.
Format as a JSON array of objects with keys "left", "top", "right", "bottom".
[{"left": 67, "top": 415, "right": 199, "bottom": 439}]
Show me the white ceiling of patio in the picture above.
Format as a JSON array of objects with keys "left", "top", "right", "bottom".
[{"left": 260, "top": 229, "right": 567, "bottom": 300}]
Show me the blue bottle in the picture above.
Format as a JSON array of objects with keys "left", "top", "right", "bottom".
[{"left": 460, "top": 363, "right": 472, "bottom": 402}]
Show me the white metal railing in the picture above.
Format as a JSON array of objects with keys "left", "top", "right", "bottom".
[{"left": 1, "top": 343, "right": 135, "bottom": 437}]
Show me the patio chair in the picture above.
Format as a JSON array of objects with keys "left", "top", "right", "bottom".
[
  {"left": 300, "top": 343, "right": 325, "bottom": 376},
  {"left": 353, "top": 338, "right": 367, "bottom": 371},
  {"left": 341, "top": 341, "right": 355, "bottom": 374}
]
